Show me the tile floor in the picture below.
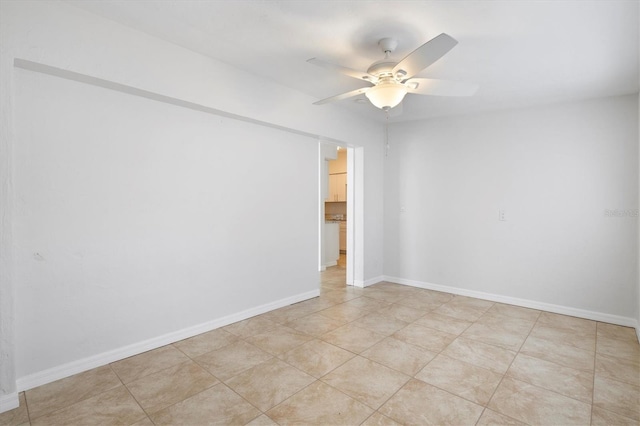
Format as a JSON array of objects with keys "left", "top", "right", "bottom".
[{"left": 2, "top": 262, "right": 639, "bottom": 425}]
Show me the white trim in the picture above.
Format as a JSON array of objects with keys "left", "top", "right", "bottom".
[
  {"left": 0, "top": 392, "right": 19, "bottom": 414},
  {"left": 16, "top": 289, "right": 319, "bottom": 392},
  {"left": 323, "top": 261, "right": 337, "bottom": 268},
  {"left": 363, "top": 276, "right": 385, "bottom": 288},
  {"left": 383, "top": 275, "right": 638, "bottom": 327}
]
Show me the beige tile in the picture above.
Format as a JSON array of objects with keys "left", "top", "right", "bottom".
[
  {"left": 320, "top": 289, "right": 360, "bottom": 304},
  {"left": 461, "top": 314, "right": 533, "bottom": 351},
  {"left": 342, "top": 296, "right": 391, "bottom": 312},
  {"left": 413, "top": 312, "right": 472, "bottom": 335},
  {"left": 318, "top": 303, "right": 369, "bottom": 322},
  {"left": 377, "top": 303, "right": 426, "bottom": 323},
  {"left": 476, "top": 409, "right": 527, "bottom": 425},
  {"left": 130, "top": 417, "right": 154, "bottom": 426},
  {"left": 529, "top": 324, "right": 596, "bottom": 351},
  {"left": 441, "top": 337, "right": 516, "bottom": 374},
  {"left": 246, "top": 414, "right": 278, "bottom": 425},
  {"left": 595, "top": 352, "right": 640, "bottom": 386},
  {"left": 485, "top": 303, "right": 540, "bottom": 322},
  {"left": 172, "top": 328, "right": 238, "bottom": 358},
  {"left": 433, "top": 296, "right": 493, "bottom": 321},
  {"left": 25, "top": 365, "right": 122, "bottom": 419},
  {"left": 537, "top": 312, "right": 596, "bottom": 334},
  {"left": 356, "top": 312, "right": 408, "bottom": 336},
  {"left": 379, "top": 379, "right": 484, "bottom": 425},
  {"left": 360, "top": 412, "right": 403, "bottom": 426},
  {"left": 280, "top": 339, "right": 354, "bottom": 378},
  {"left": 262, "top": 301, "right": 324, "bottom": 324},
  {"left": 361, "top": 337, "right": 436, "bottom": 376},
  {"left": 225, "top": 358, "right": 314, "bottom": 412},
  {"left": 266, "top": 380, "right": 373, "bottom": 425},
  {"left": 286, "top": 312, "right": 347, "bottom": 337},
  {"left": 246, "top": 325, "right": 312, "bottom": 356},
  {"left": 392, "top": 323, "right": 457, "bottom": 352},
  {"left": 506, "top": 353, "right": 593, "bottom": 403},
  {"left": 149, "top": 383, "right": 260, "bottom": 425},
  {"left": 519, "top": 336, "right": 594, "bottom": 372},
  {"left": 363, "top": 287, "right": 414, "bottom": 304},
  {"left": 110, "top": 345, "right": 189, "bottom": 384},
  {"left": 597, "top": 322, "right": 639, "bottom": 342},
  {"left": 322, "top": 356, "right": 410, "bottom": 409},
  {"left": 125, "top": 361, "right": 217, "bottom": 414},
  {"left": 0, "top": 392, "right": 29, "bottom": 426},
  {"left": 597, "top": 335, "right": 640, "bottom": 361},
  {"left": 322, "top": 323, "right": 386, "bottom": 353},
  {"left": 194, "top": 340, "right": 273, "bottom": 381},
  {"left": 31, "top": 386, "right": 145, "bottom": 426},
  {"left": 395, "top": 290, "right": 453, "bottom": 311},
  {"left": 223, "top": 316, "right": 279, "bottom": 338},
  {"left": 415, "top": 355, "right": 502, "bottom": 405},
  {"left": 591, "top": 406, "right": 639, "bottom": 426},
  {"left": 593, "top": 376, "right": 640, "bottom": 421},
  {"left": 488, "top": 377, "right": 592, "bottom": 425}
]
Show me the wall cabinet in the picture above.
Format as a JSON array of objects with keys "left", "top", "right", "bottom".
[{"left": 327, "top": 173, "right": 347, "bottom": 202}]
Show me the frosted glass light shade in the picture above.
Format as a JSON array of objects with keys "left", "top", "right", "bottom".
[{"left": 365, "top": 83, "right": 407, "bottom": 109}]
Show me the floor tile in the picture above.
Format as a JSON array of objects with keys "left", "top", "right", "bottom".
[
  {"left": 172, "top": 328, "right": 238, "bottom": 359},
  {"left": 262, "top": 301, "right": 324, "bottom": 324},
  {"left": 361, "top": 337, "right": 437, "bottom": 376},
  {"left": 322, "top": 356, "right": 410, "bottom": 409},
  {"left": 485, "top": 303, "right": 540, "bottom": 322},
  {"left": 592, "top": 375, "right": 640, "bottom": 420},
  {"left": 194, "top": 340, "right": 273, "bottom": 381},
  {"left": 149, "top": 383, "right": 261, "bottom": 425},
  {"left": 266, "top": 381, "right": 373, "bottom": 425},
  {"left": 487, "top": 377, "right": 592, "bottom": 425},
  {"left": 318, "top": 303, "right": 369, "bottom": 323},
  {"left": 376, "top": 303, "right": 426, "bottom": 323},
  {"left": 362, "top": 287, "right": 413, "bottom": 304},
  {"left": 110, "top": 345, "right": 189, "bottom": 384},
  {"left": 395, "top": 291, "right": 453, "bottom": 312},
  {"left": 595, "top": 352, "right": 639, "bottom": 386},
  {"left": 246, "top": 325, "right": 312, "bottom": 356},
  {"left": 280, "top": 339, "right": 354, "bottom": 378},
  {"left": 596, "top": 322, "right": 639, "bottom": 342},
  {"left": 590, "top": 406, "right": 639, "bottom": 426},
  {"left": 596, "top": 335, "right": 640, "bottom": 361},
  {"left": 537, "top": 312, "right": 596, "bottom": 334},
  {"left": 286, "top": 312, "right": 347, "bottom": 337},
  {"left": 225, "top": 358, "right": 315, "bottom": 412},
  {"left": 460, "top": 317, "right": 531, "bottom": 351},
  {"left": 519, "top": 335, "right": 594, "bottom": 372},
  {"left": 360, "top": 412, "right": 403, "bottom": 426},
  {"left": 506, "top": 353, "right": 593, "bottom": 403},
  {"left": 125, "top": 361, "right": 217, "bottom": 413},
  {"left": 130, "top": 417, "right": 154, "bottom": 426},
  {"left": 31, "top": 386, "right": 145, "bottom": 426},
  {"left": 379, "top": 378, "right": 484, "bottom": 425},
  {"left": 0, "top": 392, "right": 29, "bottom": 426},
  {"left": 246, "top": 414, "right": 278, "bottom": 425},
  {"left": 223, "top": 316, "right": 279, "bottom": 338},
  {"left": 356, "top": 312, "right": 408, "bottom": 336},
  {"left": 413, "top": 312, "right": 473, "bottom": 335},
  {"left": 321, "top": 323, "right": 386, "bottom": 353},
  {"left": 441, "top": 337, "right": 516, "bottom": 374},
  {"left": 529, "top": 324, "right": 596, "bottom": 351},
  {"left": 25, "top": 365, "right": 122, "bottom": 419},
  {"left": 433, "top": 296, "right": 493, "bottom": 322},
  {"left": 476, "top": 409, "right": 527, "bottom": 425},
  {"left": 415, "top": 355, "right": 503, "bottom": 405},
  {"left": 392, "top": 323, "right": 457, "bottom": 352}
]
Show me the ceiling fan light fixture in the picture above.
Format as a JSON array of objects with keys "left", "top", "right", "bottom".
[{"left": 365, "top": 82, "right": 407, "bottom": 109}]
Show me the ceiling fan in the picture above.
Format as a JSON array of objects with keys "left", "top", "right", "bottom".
[{"left": 308, "top": 34, "right": 478, "bottom": 111}]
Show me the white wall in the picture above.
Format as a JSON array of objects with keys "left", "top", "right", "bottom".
[
  {"left": 0, "top": 0, "right": 384, "bottom": 406},
  {"left": 384, "top": 95, "right": 639, "bottom": 323}
]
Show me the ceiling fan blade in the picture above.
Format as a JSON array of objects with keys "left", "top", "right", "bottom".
[
  {"left": 405, "top": 78, "right": 478, "bottom": 97},
  {"left": 392, "top": 33, "right": 458, "bottom": 79},
  {"left": 307, "top": 58, "right": 377, "bottom": 83},
  {"left": 313, "top": 87, "right": 371, "bottom": 105}
]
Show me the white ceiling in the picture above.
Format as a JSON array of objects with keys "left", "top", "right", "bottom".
[{"left": 67, "top": 0, "right": 639, "bottom": 123}]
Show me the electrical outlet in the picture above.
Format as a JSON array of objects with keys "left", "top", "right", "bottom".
[{"left": 498, "top": 209, "right": 506, "bottom": 221}]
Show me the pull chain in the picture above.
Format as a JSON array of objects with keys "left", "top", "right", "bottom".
[{"left": 384, "top": 109, "right": 390, "bottom": 157}]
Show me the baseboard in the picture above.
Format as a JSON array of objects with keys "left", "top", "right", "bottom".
[
  {"left": 382, "top": 275, "right": 638, "bottom": 328},
  {"left": 0, "top": 392, "right": 19, "bottom": 414},
  {"left": 324, "top": 261, "right": 337, "bottom": 267},
  {"left": 363, "top": 275, "right": 385, "bottom": 288},
  {"left": 16, "top": 289, "right": 320, "bottom": 392}
]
